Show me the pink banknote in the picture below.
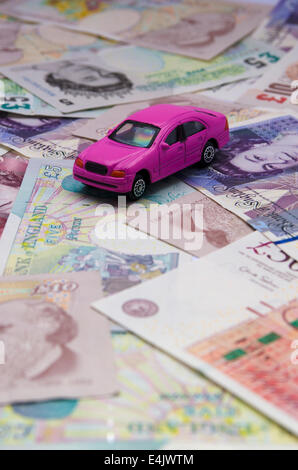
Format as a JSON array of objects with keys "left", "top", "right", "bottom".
[
  {"left": 127, "top": 191, "right": 253, "bottom": 257},
  {"left": 0, "top": 271, "right": 117, "bottom": 404},
  {"left": 0, "top": 151, "right": 28, "bottom": 238}
]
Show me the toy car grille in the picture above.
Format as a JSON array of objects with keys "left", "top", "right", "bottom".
[{"left": 85, "top": 161, "right": 108, "bottom": 175}]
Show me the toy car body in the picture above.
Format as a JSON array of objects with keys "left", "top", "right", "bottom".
[{"left": 73, "top": 104, "right": 229, "bottom": 199}]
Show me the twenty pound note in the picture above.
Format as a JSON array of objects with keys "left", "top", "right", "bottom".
[{"left": 0, "top": 271, "right": 117, "bottom": 405}]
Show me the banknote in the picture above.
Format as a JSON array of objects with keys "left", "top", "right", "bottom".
[
  {"left": 0, "top": 271, "right": 117, "bottom": 405},
  {"left": 188, "top": 169, "right": 298, "bottom": 256},
  {"left": 0, "top": 0, "right": 271, "bottom": 60},
  {"left": 253, "top": 0, "right": 298, "bottom": 51},
  {"left": 0, "top": 158, "right": 192, "bottom": 286},
  {"left": 0, "top": 327, "right": 295, "bottom": 449},
  {"left": 0, "top": 77, "right": 108, "bottom": 118},
  {"left": 127, "top": 191, "right": 253, "bottom": 258},
  {"left": 0, "top": 113, "right": 91, "bottom": 159},
  {"left": 202, "top": 76, "right": 263, "bottom": 102},
  {"left": 100, "top": 2, "right": 272, "bottom": 61},
  {"left": 0, "top": 151, "right": 28, "bottom": 239},
  {"left": 92, "top": 231, "right": 298, "bottom": 435},
  {"left": 0, "top": 20, "right": 116, "bottom": 118},
  {"left": 179, "top": 113, "right": 298, "bottom": 258},
  {"left": 0, "top": 40, "right": 283, "bottom": 113},
  {"left": 239, "top": 44, "right": 298, "bottom": 112},
  {"left": 0, "top": 331, "right": 297, "bottom": 449},
  {"left": 0, "top": 146, "right": 7, "bottom": 157},
  {"left": 0, "top": 19, "right": 113, "bottom": 68},
  {"left": 73, "top": 93, "right": 268, "bottom": 142}
]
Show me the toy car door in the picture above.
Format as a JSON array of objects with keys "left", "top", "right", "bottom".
[
  {"left": 182, "top": 120, "right": 207, "bottom": 164},
  {"left": 159, "top": 125, "right": 185, "bottom": 178}
]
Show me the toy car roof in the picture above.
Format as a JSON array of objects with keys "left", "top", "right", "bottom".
[{"left": 128, "top": 104, "right": 219, "bottom": 127}]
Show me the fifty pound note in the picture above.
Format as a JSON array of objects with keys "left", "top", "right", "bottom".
[
  {"left": 0, "top": 272, "right": 117, "bottom": 405},
  {"left": 92, "top": 232, "right": 298, "bottom": 435}
]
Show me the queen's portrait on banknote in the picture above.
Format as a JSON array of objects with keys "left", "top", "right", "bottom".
[
  {"left": 0, "top": 180, "right": 19, "bottom": 235},
  {"left": 0, "top": 114, "right": 65, "bottom": 140},
  {"left": 181, "top": 116, "right": 298, "bottom": 192},
  {"left": 0, "top": 152, "right": 27, "bottom": 237},
  {"left": 0, "top": 297, "right": 78, "bottom": 388},
  {"left": 0, "top": 169, "right": 22, "bottom": 210},
  {"left": 0, "top": 168, "right": 24, "bottom": 236},
  {"left": 33, "top": 61, "right": 133, "bottom": 99},
  {"left": 135, "top": 13, "right": 236, "bottom": 52},
  {"left": 212, "top": 130, "right": 298, "bottom": 183}
]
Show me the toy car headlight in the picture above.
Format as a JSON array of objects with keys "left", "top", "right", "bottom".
[
  {"left": 111, "top": 170, "right": 126, "bottom": 178},
  {"left": 75, "top": 157, "right": 84, "bottom": 168}
]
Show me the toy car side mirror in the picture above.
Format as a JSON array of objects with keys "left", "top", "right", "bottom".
[
  {"left": 106, "top": 128, "right": 114, "bottom": 136},
  {"left": 161, "top": 142, "right": 170, "bottom": 150}
]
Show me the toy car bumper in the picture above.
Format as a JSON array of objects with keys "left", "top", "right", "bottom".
[{"left": 73, "top": 166, "right": 134, "bottom": 193}]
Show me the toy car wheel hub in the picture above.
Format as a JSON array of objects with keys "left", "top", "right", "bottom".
[
  {"left": 134, "top": 179, "right": 146, "bottom": 197},
  {"left": 203, "top": 145, "right": 215, "bottom": 163}
]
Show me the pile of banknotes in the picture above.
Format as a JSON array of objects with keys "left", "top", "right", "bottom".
[{"left": 0, "top": 0, "right": 297, "bottom": 450}]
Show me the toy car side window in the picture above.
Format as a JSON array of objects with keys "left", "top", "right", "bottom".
[
  {"left": 165, "top": 127, "right": 180, "bottom": 146},
  {"left": 183, "top": 121, "right": 205, "bottom": 138}
]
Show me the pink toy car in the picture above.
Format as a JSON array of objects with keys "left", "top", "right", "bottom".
[{"left": 73, "top": 104, "right": 229, "bottom": 200}]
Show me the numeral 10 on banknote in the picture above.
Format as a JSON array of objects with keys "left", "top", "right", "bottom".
[
  {"left": 257, "top": 80, "right": 298, "bottom": 104},
  {"left": 32, "top": 280, "right": 78, "bottom": 295}
]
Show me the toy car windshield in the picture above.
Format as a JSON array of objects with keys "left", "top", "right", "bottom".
[{"left": 109, "top": 120, "right": 160, "bottom": 148}]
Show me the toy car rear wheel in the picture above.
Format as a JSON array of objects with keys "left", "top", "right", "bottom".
[
  {"left": 200, "top": 141, "right": 216, "bottom": 166},
  {"left": 128, "top": 174, "right": 147, "bottom": 200}
]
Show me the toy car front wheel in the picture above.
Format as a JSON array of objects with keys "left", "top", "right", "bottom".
[
  {"left": 128, "top": 174, "right": 147, "bottom": 200},
  {"left": 200, "top": 141, "right": 216, "bottom": 166}
]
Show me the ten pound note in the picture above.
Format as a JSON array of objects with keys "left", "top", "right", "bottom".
[
  {"left": 239, "top": 44, "right": 298, "bottom": 112},
  {"left": 0, "top": 271, "right": 118, "bottom": 405},
  {"left": 92, "top": 232, "right": 298, "bottom": 435}
]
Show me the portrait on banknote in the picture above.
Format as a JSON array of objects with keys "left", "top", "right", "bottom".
[
  {"left": 134, "top": 12, "right": 236, "bottom": 55},
  {"left": 0, "top": 296, "right": 78, "bottom": 388},
  {"left": 0, "top": 272, "right": 117, "bottom": 404},
  {"left": 181, "top": 115, "right": 298, "bottom": 191},
  {"left": 0, "top": 113, "right": 89, "bottom": 159},
  {"left": 0, "top": 152, "right": 28, "bottom": 237},
  {"left": 0, "top": 113, "right": 66, "bottom": 140},
  {"left": 33, "top": 60, "right": 133, "bottom": 99},
  {"left": 212, "top": 129, "right": 297, "bottom": 183}
]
